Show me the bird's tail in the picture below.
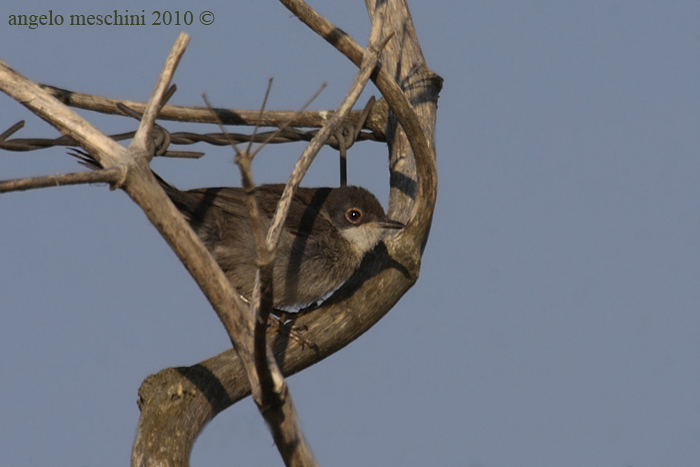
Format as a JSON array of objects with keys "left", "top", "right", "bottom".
[{"left": 68, "top": 148, "right": 184, "bottom": 202}]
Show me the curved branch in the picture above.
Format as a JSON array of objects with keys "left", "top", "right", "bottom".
[{"left": 132, "top": 1, "right": 441, "bottom": 465}]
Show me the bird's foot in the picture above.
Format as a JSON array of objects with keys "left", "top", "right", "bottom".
[{"left": 267, "top": 312, "right": 319, "bottom": 352}]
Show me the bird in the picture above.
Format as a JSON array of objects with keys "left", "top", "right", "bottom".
[
  {"left": 160, "top": 179, "right": 404, "bottom": 309},
  {"left": 71, "top": 148, "right": 404, "bottom": 309}
]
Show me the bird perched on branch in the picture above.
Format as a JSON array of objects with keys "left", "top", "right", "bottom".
[
  {"left": 162, "top": 180, "right": 404, "bottom": 308},
  {"left": 72, "top": 150, "right": 404, "bottom": 309}
]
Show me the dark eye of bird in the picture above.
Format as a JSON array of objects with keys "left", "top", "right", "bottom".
[{"left": 345, "top": 208, "right": 363, "bottom": 224}]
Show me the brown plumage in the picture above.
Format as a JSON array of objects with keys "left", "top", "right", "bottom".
[
  {"left": 70, "top": 148, "right": 403, "bottom": 308},
  {"left": 161, "top": 181, "right": 404, "bottom": 308}
]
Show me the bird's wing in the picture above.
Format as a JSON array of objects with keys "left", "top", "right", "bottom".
[
  {"left": 183, "top": 187, "right": 252, "bottom": 219},
  {"left": 181, "top": 184, "right": 335, "bottom": 237},
  {"left": 281, "top": 187, "right": 335, "bottom": 239}
]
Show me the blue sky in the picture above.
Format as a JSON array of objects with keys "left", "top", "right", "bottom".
[{"left": 2, "top": 1, "right": 700, "bottom": 466}]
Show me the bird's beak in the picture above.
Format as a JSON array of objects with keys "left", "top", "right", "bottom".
[{"left": 377, "top": 219, "right": 405, "bottom": 230}]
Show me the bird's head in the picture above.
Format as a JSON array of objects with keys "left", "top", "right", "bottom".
[{"left": 325, "top": 186, "right": 405, "bottom": 256}]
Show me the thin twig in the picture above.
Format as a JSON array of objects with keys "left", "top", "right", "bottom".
[
  {"left": 246, "top": 78, "right": 274, "bottom": 157},
  {"left": 205, "top": 81, "right": 318, "bottom": 466},
  {"left": 354, "top": 95, "right": 376, "bottom": 141},
  {"left": 39, "top": 84, "right": 372, "bottom": 129},
  {"left": 252, "top": 83, "right": 327, "bottom": 158},
  {"left": 131, "top": 34, "right": 189, "bottom": 162},
  {"left": 0, "top": 120, "right": 24, "bottom": 141},
  {"left": 242, "top": 11, "right": 391, "bottom": 467},
  {"left": 0, "top": 168, "right": 123, "bottom": 194}
]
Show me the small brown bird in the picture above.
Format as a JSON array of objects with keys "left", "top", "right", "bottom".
[
  {"left": 161, "top": 181, "right": 404, "bottom": 308},
  {"left": 71, "top": 148, "right": 403, "bottom": 308}
]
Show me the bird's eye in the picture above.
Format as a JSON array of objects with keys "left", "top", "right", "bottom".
[{"left": 346, "top": 208, "right": 363, "bottom": 224}]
